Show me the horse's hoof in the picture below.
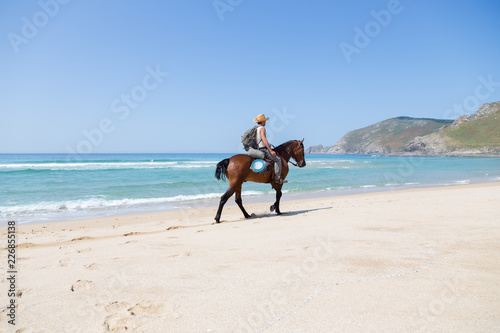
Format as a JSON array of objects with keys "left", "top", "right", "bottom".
[{"left": 270, "top": 205, "right": 275, "bottom": 212}]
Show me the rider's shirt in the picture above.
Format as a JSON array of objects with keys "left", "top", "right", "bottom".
[{"left": 256, "top": 125, "right": 266, "bottom": 149}]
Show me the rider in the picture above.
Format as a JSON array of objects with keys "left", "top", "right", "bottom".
[{"left": 254, "top": 114, "right": 287, "bottom": 184}]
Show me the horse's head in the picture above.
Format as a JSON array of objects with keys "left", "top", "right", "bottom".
[{"left": 291, "top": 139, "right": 306, "bottom": 168}]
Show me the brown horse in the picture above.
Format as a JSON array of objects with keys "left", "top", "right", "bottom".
[{"left": 214, "top": 139, "right": 306, "bottom": 223}]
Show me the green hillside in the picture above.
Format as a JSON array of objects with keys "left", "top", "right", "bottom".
[
  {"left": 442, "top": 111, "right": 500, "bottom": 149},
  {"left": 306, "top": 101, "right": 500, "bottom": 156},
  {"left": 403, "top": 101, "right": 500, "bottom": 156},
  {"left": 340, "top": 117, "right": 452, "bottom": 154}
]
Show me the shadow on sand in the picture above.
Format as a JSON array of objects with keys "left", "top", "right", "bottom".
[
  {"left": 246, "top": 206, "right": 333, "bottom": 220},
  {"left": 213, "top": 207, "right": 333, "bottom": 225}
]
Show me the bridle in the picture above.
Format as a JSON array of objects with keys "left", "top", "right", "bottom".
[
  {"left": 287, "top": 141, "right": 305, "bottom": 167},
  {"left": 273, "top": 140, "right": 305, "bottom": 167}
]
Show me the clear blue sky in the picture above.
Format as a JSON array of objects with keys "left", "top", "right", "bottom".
[{"left": 1, "top": 0, "right": 500, "bottom": 153}]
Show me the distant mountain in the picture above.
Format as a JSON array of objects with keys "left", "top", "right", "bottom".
[
  {"left": 403, "top": 102, "right": 500, "bottom": 156},
  {"left": 306, "top": 117, "right": 453, "bottom": 155}
]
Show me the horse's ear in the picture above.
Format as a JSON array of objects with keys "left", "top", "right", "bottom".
[{"left": 300, "top": 138, "right": 304, "bottom": 144}]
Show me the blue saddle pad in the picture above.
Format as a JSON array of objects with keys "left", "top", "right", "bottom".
[{"left": 251, "top": 159, "right": 267, "bottom": 173}]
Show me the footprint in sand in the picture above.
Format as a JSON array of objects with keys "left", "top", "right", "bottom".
[
  {"left": 84, "top": 263, "right": 101, "bottom": 270},
  {"left": 59, "top": 258, "right": 75, "bottom": 267},
  {"left": 77, "top": 247, "right": 92, "bottom": 253},
  {"left": 103, "top": 301, "right": 135, "bottom": 332},
  {"left": 105, "top": 301, "right": 130, "bottom": 313},
  {"left": 128, "top": 300, "right": 164, "bottom": 316},
  {"left": 70, "top": 280, "right": 94, "bottom": 292},
  {"left": 104, "top": 314, "right": 136, "bottom": 332},
  {"left": 103, "top": 300, "right": 169, "bottom": 331}
]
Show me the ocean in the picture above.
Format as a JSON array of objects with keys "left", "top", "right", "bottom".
[{"left": 1, "top": 153, "right": 499, "bottom": 225}]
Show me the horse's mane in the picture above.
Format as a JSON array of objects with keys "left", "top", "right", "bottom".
[
  {"left": 276, "top": 140, "right": 298, "bottom": 149},
  {"left": 275, "top": 140, "right": 303, "bottom": 158},
  {"left": 275, "top": 140, "right": 302, "bottom": 151}
]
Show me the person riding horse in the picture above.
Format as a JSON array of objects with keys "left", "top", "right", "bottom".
[
  {"left": 253, "top": 114, "right": 287, "bottom": 184},
  {"left": 214, "top": 130, "right": 306, "bottom": 223}
]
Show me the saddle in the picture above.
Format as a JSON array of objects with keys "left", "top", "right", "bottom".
[
  {"left": 247, "top": 148, "right": 275, "bottom": 176},
  {"left": 250, "top": 158, "right": 273, "bottom": 174}
]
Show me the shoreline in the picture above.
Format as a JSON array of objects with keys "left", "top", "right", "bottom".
[
  {"left": 3, "top": 181, "right": 499, "bottom": 332},
  {"left": 7, "top": 178, "right": 499, "bottom": 226},
  {"left": 10, "top": 180, "right": 499, "bottom": 233},
  {"left": 306, "top": 152, "right": 500, "bottom": 158},
  {"left": 3, "top": 153, "right": 500, "bottom": 226}
]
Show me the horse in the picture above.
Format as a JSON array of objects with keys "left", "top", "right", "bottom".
[{"left": 214, "top": 139, "right": 306, "bottom": 223}]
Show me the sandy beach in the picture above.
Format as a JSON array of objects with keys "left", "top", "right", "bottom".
[{"left": 1, "top": 182, "right": 500, "bottom": 332}]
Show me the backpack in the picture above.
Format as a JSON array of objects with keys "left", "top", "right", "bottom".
[{"left": 241, "top": 126, "right": 259, "bottom": 151}]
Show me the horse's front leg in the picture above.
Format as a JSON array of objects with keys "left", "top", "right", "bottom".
[{"left": 270, "top": 187, "right": 283, "bottom": 215}]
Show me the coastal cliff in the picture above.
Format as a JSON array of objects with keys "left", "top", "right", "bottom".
[
  {"left": 306, "top": 101, "right": 500, "bottom": 156},
  {"left": 306, "top": 117, "right": 452, "bottom": 155},
  {"left": 403, "top": 102, "right": 500, "bottom": 156}
]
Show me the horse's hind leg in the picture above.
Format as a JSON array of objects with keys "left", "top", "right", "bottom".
[
  {"left": 235, "top": 185, "right": 251, "bottom": 219},
  {"left": 215, "top": 186, "right": 235, "bottom": 223}
]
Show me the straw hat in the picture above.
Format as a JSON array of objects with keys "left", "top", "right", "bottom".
[{"left": 253, "top": 114, "right": 269, "bottom": 123}]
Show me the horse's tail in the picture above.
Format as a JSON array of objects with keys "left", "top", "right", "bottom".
[{"left": 215, "top": 158, "right": 230, "bottom": 181}]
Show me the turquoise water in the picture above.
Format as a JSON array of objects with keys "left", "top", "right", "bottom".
[{"left": 1, "top": 153, "right": 499, "bottom": 224}]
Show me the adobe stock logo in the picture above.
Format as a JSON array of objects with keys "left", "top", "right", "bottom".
[
  {"left": 213, "top": 0, "right": 243, "bottom": 21},
  {"left": 443, "top": 75, "right": 500, "bottom": 119},
  {"left": 7, "top": 0, "right": 71, "bottom": 54},
  {"left": 232, "top": 107, "right": 296, "bottom": 153},
  {"left": 339, "top": 0, "right": 404, "bottom": 64},
  {"left": 65, "top": 65, "right": 168, "bottom": 160}
]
